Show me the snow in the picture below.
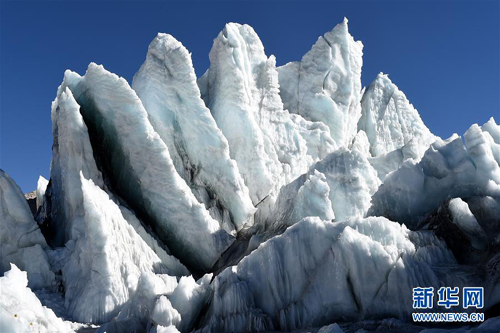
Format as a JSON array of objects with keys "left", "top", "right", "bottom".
[
  {"left": 0, "top": 170, "right": 54, "bottom": 290},
  {"left": 132, "top": 33, "right": 255, "bottom": 233},
  {"left": 278, "top": 18, "right": 363, "bottom": 147},
  {"left": 151, "top": 296, "right": 181, "bottom": 328},
  {"left": 369, "top": 118, "right": 500, "bottom": 228},
  {"left": 36, "top": 176, "right": 48, "bottom": 210},
  {"left": 358, "top": 73, "right": 436, "bottom": 158},
  {"left": 64, "top": 63, "right": 234, "bottom": 271},
  {"left": 0, "top": 264, "right": 71, "bottom": 332},
  {"left": 202, "top": 23, "right": 335, "bottom": 204},
  {"left": 165, "top": 274, "right": 212, "bottom": 332}
]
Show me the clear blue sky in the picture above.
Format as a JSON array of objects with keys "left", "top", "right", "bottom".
[{"left": 1, "top": 1, "right": 499, "bottom": 192}]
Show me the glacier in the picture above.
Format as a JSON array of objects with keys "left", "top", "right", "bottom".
[
  {"left": 278, "top": 18, "right": 363, "bottom": 147},
  {"left": 0, "top": 170, "right": 54, "bottom": 290},
  {"left": 358, "top": 73, "right": 436, "bottom": 159},
  {"left": 59, "top": 63, "right": 234, "bottom": 272},
  {"left": 132, "top": 33, "right": 255, "bottom": 233},
  {"left": 200, "top": 23, "right": 336, "bottom": 205},
  {"left": 369, "top": 118, "right": 500, "bottom": 228},
  {"left": 0, "top": 264, "right": 72, "bottom": 332},
  {"left": 197, "top": 216, "right": 480, "bottom": 332},
  {"left": 1, "top": 18, "right": 499, "bottom": 333}
]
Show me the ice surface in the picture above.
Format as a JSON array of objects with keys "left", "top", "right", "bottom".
[
  {"left": 36, "top": 176, "right": 48, "bottom": 210},
  {"left": 151, "top": 296, "right": 181, "bottom": 328},
  {"left": 198, "top": 217, "right": 469, "bottom": 331},
  {"left": 48, "top": 83, "right": 186, "bottom": 275},
  {"left": 369, "top": 119, "right": 500, "bottom": 228},
  {"left": 48, "top": 86, "right": 105, "bottom": 246},
  {"left": 151, "top": 325, "right": 181, "bottom": 333},
  {"left": 62, "top": 175, "right": 185, "bottom": 324},
  {"left": 0, "top": 170, "right": 54, "bottom": 289},
  {"left": 448, "top": 198, "right": 488, "bottom": 250},
  {"left": 132, "top": 33, "right": 255, "bottom": 232},
  {"left": 151, "top": 274, "right": 212, "bottom": 332},
  {"left": 108, "top": 270, "right": 178, "bottom": 330},
  {"left": 267, "top": 147, "right": 379, "bottom": 229},
  {"left": 358, "top": 73, "right": 436, "bottom": 158},
  {"left": 263, "top": 170, "right": 335, "bottom": 232},
  {"left": 0, "top": 264, "right": 71, "bottom": 332},
  {"left": 202, "top": 23, "right": 336, "bottom": 204},
  {"left": 466, "top": 195, "right": 500, "bottom": 243},
  {"left": 318, "top": 323, "right": 344, "bottom": 333},
  {"left": 47, "top": 82, "right": 187, "bottom": 323},
  {"left": 64, "top": 63, "right": 234, "bottom": 271},
  {"left": 278, "top": 18, "right": 363, "bottom": 147}
]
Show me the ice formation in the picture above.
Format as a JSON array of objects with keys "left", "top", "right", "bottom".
[
  {"left": 36, "top": 176, "right": 48, "bottom": 210},
  {"left": 448, "top": 198, "right": 488, "bottom": 250},
  {"left": 0, "top": 170, "right": 54, "bottom": 289},
  {"left": 369, "top": 118, "right": 500, "bottom": 228},
  {"left": 133, "top": 33, "right": 255, "bottom": 233},
  {"left": 62, "top": 63, "right": 234, "bottom": 271},
  {"left": 358, "top": 73, "right": 436, "bottom": 159},
  {"left": 201, "top": 23, "right": 336, "bottom": 204},
  {"left": 278, "top": 18, "right": 363, "bottom": 147},
  {"left": 1, "top": 18, "right": 499, "bottom": 333},
  {"left": 198, "top": 217, "right": 481, "bottom": 332},
  {"left": 62, "top": 175, "right": 186, "bottom": 324},
  {"left": 263, "top": 147, "right": 379, "bottom": 233},
  {"left": 0, "top": 264, "right": 71, "bottom": 332}
]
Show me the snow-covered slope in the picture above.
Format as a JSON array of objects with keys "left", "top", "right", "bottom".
[
  {"left": 0, "top": 170, "right": 54, "bottom": 290},
  {"left": 278, "top": 18, "right": 363, "bottom": 147},
  {"left": 133, "top": 33, "right": 255, "bottom": 233}
]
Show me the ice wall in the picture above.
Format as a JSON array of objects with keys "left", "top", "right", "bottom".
[
  {"left": 133, "top": 33, "right": 255, "bottom": 233},
  {"left": 0, "top": 170, "right": 54, "bottom": 289},
  {"left": 278, "top": 18, "right": 363, "bottom": 147},
  {"left": 65, "top": 63, "right": 234, "bottom": 271}
]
